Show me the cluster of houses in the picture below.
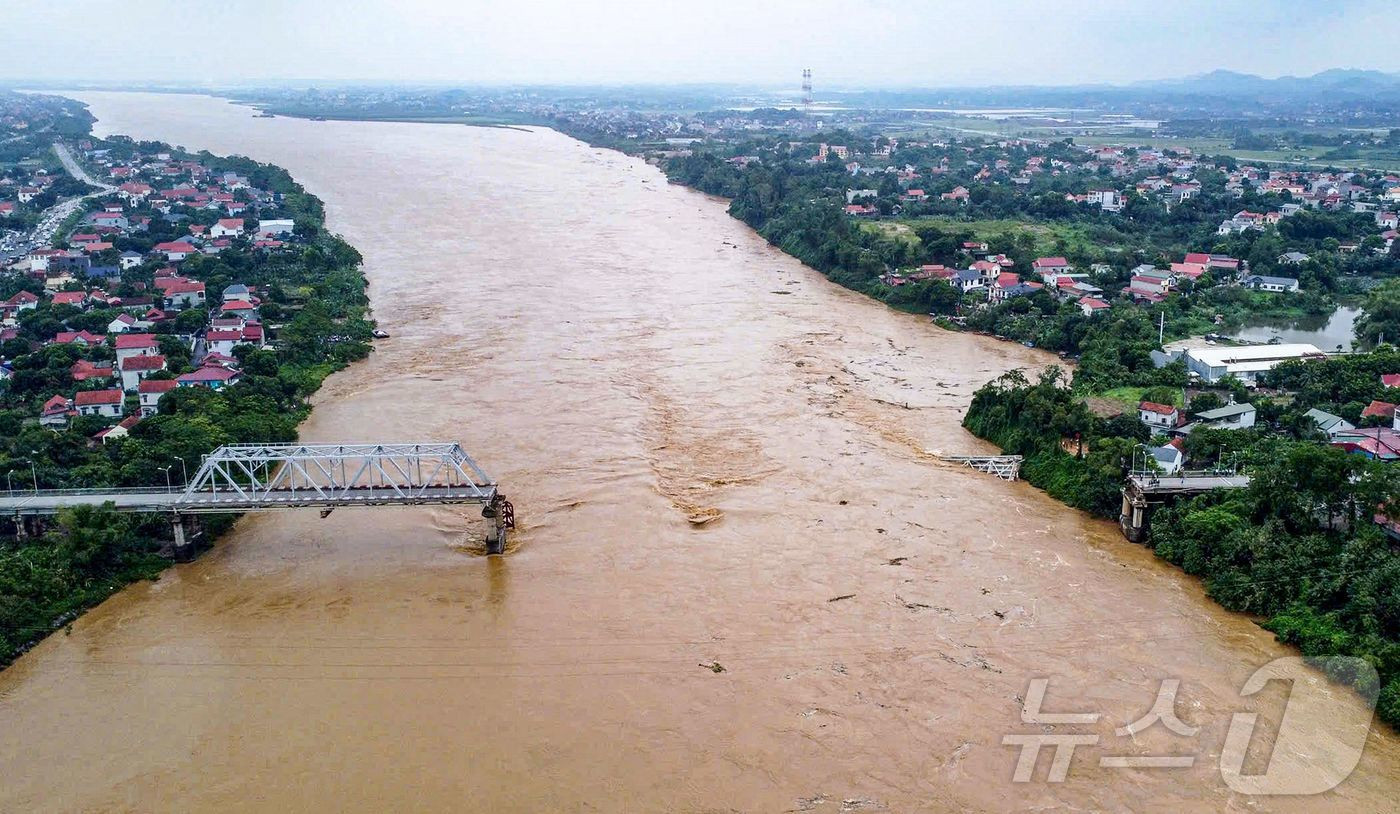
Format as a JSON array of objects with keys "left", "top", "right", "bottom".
[
  {"left": 0, "top": 145, "right": 290, "bottom": 444},
  {"left": 879, "top": 245, "right": 1270, "bottom": 317},
  {"left": 3, "top": 139, "right": 297, "bottom": 293},
  {"left": 0, "top": 163, "right": 62, "bottom": 222},
  {"left": 822, "top": 135, "right": 1400, "bottom": 312},
  {"left": 1136, "top": 369, "right": 1400, "bottom": 474},
  {"left": 29, "top": 272, "right": 261, "bottom": 442}
]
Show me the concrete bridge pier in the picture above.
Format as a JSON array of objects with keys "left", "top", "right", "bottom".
[
  {"left": 1120, "top": 490, "right": 1151, "bottom": 543},
  {"left": 12, "top": 514, "right": 43, "bottom": 540},
  {"left": 171, "top": 515, "right": 194, "bottom": 562}
]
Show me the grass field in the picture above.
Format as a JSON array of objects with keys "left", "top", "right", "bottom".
[
  {"left": 1097, "top": 386, "right": 1182, "bottom": 409},
  {"left": 861, "top": 217, "right": 1110, "bottom": 256}
]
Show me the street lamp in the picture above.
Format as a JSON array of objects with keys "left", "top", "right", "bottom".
[
  {"left": 25, "top": 458, "right": 37, "bottom": 494},
  {"left": 5, "top": 470, "right": 13, "bottom": 495},
  {"left": 158, "top": 465, "right": 173, "bottom": 493},
  {"left": 174, "top": 456, "right": 188, "bottom": 485}
]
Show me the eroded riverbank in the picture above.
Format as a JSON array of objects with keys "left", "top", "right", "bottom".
[{"left": 0, "top": 92, "right": 1396, "bottom": 812}]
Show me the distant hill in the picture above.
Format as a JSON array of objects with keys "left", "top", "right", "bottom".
[{"left": 1134, "top": 68, "right": 1400, "bottom": 100}]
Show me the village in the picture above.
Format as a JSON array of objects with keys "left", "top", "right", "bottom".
[
  {"left": 831, "top": 136, "right": 1400, "bottom": 304},
  {"left": 0, "top": 134, "right": 314, "bottom": 451}
]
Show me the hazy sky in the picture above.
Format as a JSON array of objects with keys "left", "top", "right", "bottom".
[{"left": 2, "top": 0, "right": 1397, "bottom": 88}]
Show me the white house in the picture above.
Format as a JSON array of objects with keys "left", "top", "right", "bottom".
[
  {"left": 209, "top": 217, "right": 245, "bottom": 238},
  {"left": 113, "top": 333, "right": 160, "bottom": 364},
  {"left": 138, "top": 379, "right": 178, "bottom": 416},
  {"left": 155, "top": 241, "right": 197, "bottom": 261},
  {"left": 119, "top": 251, "right": 143, "bottom": 270},
  {"left": 118, "top": 354, "right": 166, "bottom": 391},
  {"left": 74, "top": 389, "right": 123, "bottom": 418},
  {"left": 1241, "top": 274, "right": 1300, "bottom": 293},
  {"left": 1139, "top": 401, "right": 1179, "bottom": 431},
  {"left": 93, "top": 415, "right": 141, "bottom": 444},
  {"left": 1176, "top": 403, "right": 1258, "bottom": 436},
  {"left": 107, "top": 313, "right": 138, "bottom": 334},
  {"left": 1151, "top": 444, "right": 1184, "bottom": 475}
]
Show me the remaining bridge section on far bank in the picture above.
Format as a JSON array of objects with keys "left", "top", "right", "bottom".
[{"left": 1120, "top": 472, "right": 1251, "bottom": 542}]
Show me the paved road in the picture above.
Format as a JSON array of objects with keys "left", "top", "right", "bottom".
[
  {"left": 0, "top": 141, "right": 115, "bottom": 261},
  {"left": 52, "top": 140, "right": 114, "bottom": 192}
]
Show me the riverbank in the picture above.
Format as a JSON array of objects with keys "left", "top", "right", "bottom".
[{"left": 0, "top": 110, "right": 374, "bottom": 667}]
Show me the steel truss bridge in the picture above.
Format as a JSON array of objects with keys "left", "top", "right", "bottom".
[{"left": 0, "top": 443, "right": 514, "bottom": 553}]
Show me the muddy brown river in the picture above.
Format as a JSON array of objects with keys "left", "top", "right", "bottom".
[{"left": 1, "top": 92, "right": 1396, "bottom": 812}]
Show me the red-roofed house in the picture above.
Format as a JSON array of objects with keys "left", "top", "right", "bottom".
[
  {"left": 39, "top": 395, "right": 73, "bottom": 428},
  {"left": 154, "top": 241, "right": 197, "bottom": 261},
  {"left": 209, "top": 218, "right": 245, "bottom": 238},
  {"left": 118, "top": 354, "right": 167, "bottom": 391},
  {"left": 1332, "top": 427, "right": 1400, "bottom": 462},
  {"left": 1031, "top": 257, "right": 1071, "bottom": 276},
  {"left": 1139, "top": 401, "right": 1180, "bottom": 431},
  {"left": 92, "top": 414, "right": 141, "bottom": 444},
  {"left": 51, "top": 290, "right": 87, "bottom": 307},
  {"left": 1170, "top": 262, "right": 1207, "bottom": 280},
  {"left": 1362, "top": 400, "right": 1397, "bottom": 422},
  {"left": 138, "top": 379, "right": 179, "bottom": 416},
  {"left": 70, "top": 359, "right": 114, "bottom": 382},
  {"left": 4, "top": 290, "right": 39, "bottom": 313},
  {"left": 74, "top": 389, "right": 123, "bottom": 418},
  {"left": 113, "top": 333, "right": 160, "bottom": 363},
  {"left": 1078, "top": 297, "right": 1111, "bottom": 316},
  {"left": 1381, "top": 374, "right": 1400, "bottom": 389},
  {"left": 157, "top": 278, "right": 205, "bottom": 310},
  {"left": 220, "top": 300, "right": 258, "bottom": 321},
  {"left": 55, "top": 330, "right": 104, "bottom": 346}
]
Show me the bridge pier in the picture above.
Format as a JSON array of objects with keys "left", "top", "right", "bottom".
[
  {"left": 12, "top": 514, "right": 43, "bottom": 540},
  {"left": 1120, "top": 490, "right": 1151, "bottom": 543},
  {"left": 171, "top": 515, "right": 194, "bottom": 562},
  {"left": 482, "top": 494, "right": 515, "bottom": 555}
]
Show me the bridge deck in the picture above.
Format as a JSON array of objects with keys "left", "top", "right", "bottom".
[
  {"left": 0, "top": 485, "right": 498, "bottom": 516},
  {"left": 1127, "top": 474, "right": 1251, "bottom": 496}
]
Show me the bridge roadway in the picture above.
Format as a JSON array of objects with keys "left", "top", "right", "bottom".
[
  {"left": 0, "top": 484, "right": 497, "bottom": 515},
  {"left": 1, "top": 442, "right": 514, "bottom": 553},
  {"left": 1127, "top": 473, "right": 1252, "bottom": 495}
]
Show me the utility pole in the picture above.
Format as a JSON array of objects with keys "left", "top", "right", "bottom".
[{"left": 1158, "top": 311, "right": 1165, "bottom": 345}]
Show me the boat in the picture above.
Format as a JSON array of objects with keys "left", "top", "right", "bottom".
[{"left": 371, "top": 329, "right": 390, "bottom": 339}]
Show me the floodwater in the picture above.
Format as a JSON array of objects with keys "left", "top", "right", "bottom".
[
  {"left": 1, "top": 92, "right": 1396, "bottom": 812},
  {"left": 1232, "top": 306, "right": 1362, "bottom": 351}
]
